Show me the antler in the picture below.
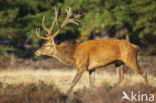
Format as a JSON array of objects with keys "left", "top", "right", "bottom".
[
  {"left": 36, "top": 7, "right": 80, "bottom": 41},
  {"left": 36, "top": 6, "right": 59, "bottom": 40},
  {"left": 51, "top": 7, "right": 80, "bottom": 39},
  {"left": 36, "top": 28, "right": 50, "bottom": 40}
]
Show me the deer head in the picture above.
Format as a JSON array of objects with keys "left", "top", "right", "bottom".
[{"left": 35, "top": 7, "right": 80, "bottom": 56}]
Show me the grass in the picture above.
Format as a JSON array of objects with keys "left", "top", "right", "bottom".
[
  {"left": 0, "top": 57, "right": 155, "bottom": 103},
  {"left": 0, "top": 68, "right": 155, "bottom": 93}
]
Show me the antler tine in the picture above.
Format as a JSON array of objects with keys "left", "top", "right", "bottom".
[
  {"left": 67, "top": 7, "right": 81, "bottom": 25},
  {"left": 36, "top": 28, "right": 49, "bottom": 40},
  {"left": 59, "top": 7, "right": 74, "bottom": 28},
  {"left": 48, "top": 6, "right": 59, "bottom": 36},
  {"left": 66, "top": 7, "right": 73, "bottom": 17},
  {"left": 50, "top": 7, "right": 80, "bottom": 39},
  {"left": 63, "top": 7, "right": 80, "bottom": 26},
  {"left": 36, "top": 7, "right": 80, "bottom": 40},
  {"left": 68, "top": 15, "right": 80, "bottom": 25},
  {"left": 42, "top": 16, "right": 49, "bottom": 32}
]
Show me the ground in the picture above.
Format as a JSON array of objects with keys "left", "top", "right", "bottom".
[{"left": 0, "top": 56, "right": 155, "bottom": 103}]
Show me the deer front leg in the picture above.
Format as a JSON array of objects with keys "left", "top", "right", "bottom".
[
  {"left": 89, "top": 69, "right": 96, "bottom": 88},
  {"left": 66, "top": 69, "right": 85, "bottom": 96}
]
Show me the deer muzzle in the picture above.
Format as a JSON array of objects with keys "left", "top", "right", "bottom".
[{"left": 35, "top": 50, "right": 41, "bottom": 56}]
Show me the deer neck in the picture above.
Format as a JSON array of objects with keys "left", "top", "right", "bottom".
[{"left": 51, "top": 43, "right": 76, "bottom": 66}]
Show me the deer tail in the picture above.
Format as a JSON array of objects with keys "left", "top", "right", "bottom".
[{"left": 131, "top": 44, "right": 140, "bottom": 51}]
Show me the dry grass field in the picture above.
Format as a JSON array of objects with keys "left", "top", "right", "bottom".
[
  {"left": 0, "top": 69, "right": 156, "bottom": 93},
  {"left": 0, "top": 57, "right": 155, "bottom": 103}
]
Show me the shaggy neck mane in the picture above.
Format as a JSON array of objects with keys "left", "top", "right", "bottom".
[{"left": 55, "top": 42, "right": 78, "bottom": 66}]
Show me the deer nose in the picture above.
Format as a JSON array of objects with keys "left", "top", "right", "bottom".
[{"left": 35, "top": 51, "right": 41, "bottom": 56}]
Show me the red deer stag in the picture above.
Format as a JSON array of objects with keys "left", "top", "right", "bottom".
[{"left": 35, "top": 7, "right": 148, "bottom": 95}]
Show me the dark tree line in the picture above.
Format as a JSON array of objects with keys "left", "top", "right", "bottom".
[{"left": 0, "top": 0, "right": 156, "bottom": 57}]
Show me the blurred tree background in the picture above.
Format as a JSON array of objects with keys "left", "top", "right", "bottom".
[{"left": 0, "top": 0, "right": 156, "bottom": 58}]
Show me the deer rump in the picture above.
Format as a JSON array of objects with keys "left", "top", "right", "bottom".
[{"left": 73, "top": 39, "right": 139, "bottom": 70}]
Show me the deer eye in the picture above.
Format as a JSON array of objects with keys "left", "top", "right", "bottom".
[{"left": 46, "top": 45, "right": 50, "bottom": 47}]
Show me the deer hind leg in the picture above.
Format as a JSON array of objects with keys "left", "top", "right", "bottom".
[
  {"left": 89, "top": 69, "right": 96, "bottom": 88},
  {"left": 115, "top": 63, "right": 124, "bottom": 84},
  {"left": 124, "top": 59, "right": 148, "bottom": 84},
  {"left": 66, "top": 69, "right": 85, "bottom": 96}
]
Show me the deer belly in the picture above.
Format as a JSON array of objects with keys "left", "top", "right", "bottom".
[{"left": 88, "top": 52, "right": 118, "bottom": 70}]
